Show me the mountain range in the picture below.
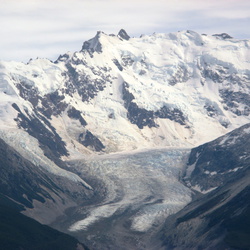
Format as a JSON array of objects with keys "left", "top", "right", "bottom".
[{"left": 0, "top": 29, "right": 249, "bottom": 249}]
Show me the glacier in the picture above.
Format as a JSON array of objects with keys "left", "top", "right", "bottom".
[{"left": 66, "top": 148, "right": 192, "bottom": 234}]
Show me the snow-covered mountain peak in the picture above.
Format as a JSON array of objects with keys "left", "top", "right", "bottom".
[
  {"left": 0, "top": 30, "right": 249, "bottom": 159},
  {"left": 81, "top": 31, "right": 105, "bottom": 53},
  {"left": 80, "top": 29, "right": 131, "bottom": 54}
]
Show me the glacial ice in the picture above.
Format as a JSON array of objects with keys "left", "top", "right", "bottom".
[{"left": 68, "top": 148, "right": 192, "bottom": 232}]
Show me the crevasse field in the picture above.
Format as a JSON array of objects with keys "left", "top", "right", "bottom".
[{"left": 66, "top": 148, "right": 192, "bottom": 235}]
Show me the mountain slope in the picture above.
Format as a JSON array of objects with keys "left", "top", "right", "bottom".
[
  {"left": 184, "top": 122, "right": 250, "bottom": 192},
  {"left": 0, "top": 136, "right": 93, "bottom": 225},
  {"left": 161, "top": 123, "right": 250, "bottom": 250},
  {"left": 0, "top": 29, "right": 249, "bottom": 160},
  {"left": 0, "top": 203, "right": 87, "bottom": 250}
]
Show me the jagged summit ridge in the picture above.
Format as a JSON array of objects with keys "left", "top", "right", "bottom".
[
  {"left": 81, "top": 29, "right": 130, "bottom": 53},
  {"left": 0, "top": 30, "right": 249, "bottom": 158},
  {"left": 118, "top": 29, "right": 130, "bottom": 40},
  {"left": 81, "top": 31, "right": 104, "bottom": 53}
]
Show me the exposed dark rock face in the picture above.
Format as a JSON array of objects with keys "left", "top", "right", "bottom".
[
  {"left": 168, "top": 64, "right": 190, "bottom": 86},
  {"left": 67, "top": 107, "right": 87, "bottom": 127},
  {"left": 121, "top": 55, "right": 134, "bottom": 67},
  {"left": 155, "top": 106, "right": 186, "bottom": 125},
  {"left": 41, "top": 91, "right": 68, "bottom": 118},
  {"left": 81, "top": 31, "right": 103, "bottom": 53},
  {"left": 79, "top": 130, "right": 105, "bottom": 152},
  {"left": 127, "top": 102, "right": 156, "bottom": 129},
  {"left": 55, "top": 53, "right": 70, "bottom": 63},
  {"left": 122, "top": 82, "right": 187, "bottom": 128},
  {"left": 13, "top": 75, "right": 39, "bottom": 106},
  {"left": 65, "top": 63, "right": 106, "bottom": 102},
  {"left": 198, "top": 59, "right": 250, "bottom": 117},
  {"left": 13, "top": 75, "right": 67, "bottom": 118},
  {"left": 220, "top": 89, "right": 250, "bottom": 116},
  {"left": 184, "top": 123, "right": 250, "bottom": 192},
  {"left": 0, "top": 204, "right": 87, "bottom": 250},
  {"left": 212, "top": 33, "right": 233, "bottom": 39},
  {"left": 122, "top": 82, "right": 157, "bottom": 129},
  {"left": 118, "top": 29, "right": 130, "bottom": 41},
  {"left": 12, "top": 103, "right": 69, "bottom": 163},
  {"left": 204, "top": 104, "right": 218, "bottom": 117},
  {"left": 202, "top": 64, "right": 228, "bottom": 83},
  {"left": 113, "top": 59, "right": 123, "bottom": 71}
]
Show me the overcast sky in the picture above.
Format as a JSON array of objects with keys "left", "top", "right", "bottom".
[{"left": 1, "top": 0, "right": 250, "bottom": 62}]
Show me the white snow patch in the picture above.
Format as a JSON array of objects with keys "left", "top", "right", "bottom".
[
  {"left": 243, "top": 127, "right": 250, "bottom": 134},
  {"left": 192, "top": 185, "right": 218, "bottom": 194},
  {"left": 228, "top": 167, "right": 244, "bottom": 172}
]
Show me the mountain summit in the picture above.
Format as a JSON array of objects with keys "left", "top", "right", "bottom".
[
  {"left": 118, "top": 29, "right": 130, "bottom": 40},
  {"left": 0, "top": 30, "right": 249, "bottom": 158}
]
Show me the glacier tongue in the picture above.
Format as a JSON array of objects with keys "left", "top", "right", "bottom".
[{"left": 67, "top": 148, "right": 192, "bottom": 233}]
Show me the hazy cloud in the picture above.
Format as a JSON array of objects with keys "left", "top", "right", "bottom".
[{"left": 0, "top": 0, "right": 249, "bottom": 62}]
